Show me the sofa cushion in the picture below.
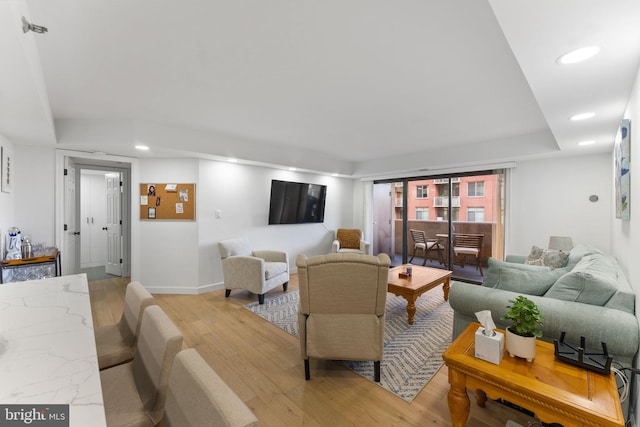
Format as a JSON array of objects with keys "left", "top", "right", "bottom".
[
  {"left": 483, "top": 257, "right": 551, "bottom": 288},
  {"left": 525, "top": 245, "right": 569, "bottom": 269},
  {"left": 496, "top": 266, "right": 567, "bottom": 296},
  {"left": 565, "top": 244, "right": 605, "bottom": 270},
  {"left": 544, "top": 254, "right": 618, "bottom": 306}
]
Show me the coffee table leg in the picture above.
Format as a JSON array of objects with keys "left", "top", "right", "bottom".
[
  {"left": 443, "top": 278, "right": 451, "bottom": 301},
  {"left": 448, "top": 368, "right": 470, "bottom": 426},
  {"left": 404, "top": 296, "right": 417, "bottom": 325}
]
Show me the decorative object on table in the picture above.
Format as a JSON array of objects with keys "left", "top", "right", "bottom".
[
  {"left": 553, "top": 332, "right": 612, "bottom": 375},
  {"left": 5, "top": 227, "right": 21, "bottom": 259},
  {"left": 615, "top": 118, "right": 631, "bottom": 220},
  {"left": 501, "top": 295, "right": 543, "bottom": 362},
  {"left": 474, "top": 310, "right": 504, "bottom": 365}
]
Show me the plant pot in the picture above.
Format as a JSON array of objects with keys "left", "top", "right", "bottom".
[{"left": 505, "top": 327, "right": 536, "bottom": 362}]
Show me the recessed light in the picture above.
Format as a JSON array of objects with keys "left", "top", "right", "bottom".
[
  {"left": 228, "top": 158, "right": 238, "bottom": 163},
  {"left": 135, "top": 145, "right": 150, "bottom": 151},
  {"left": 570, "top": 112, "right": 595, "bottom": 121},
  {"left": 557, "top": 46, "right": 600, "bottom": 65},
  {"left": 289, "top": 167, "right": 297, "bottom": 171},
  {"left": 578, "top": 140, "right": 596, "bottom": 146}
]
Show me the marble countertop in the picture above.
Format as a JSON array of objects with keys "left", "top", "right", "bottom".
[{"left": 0, "top": 274, "right": 106, "bottom": 426}]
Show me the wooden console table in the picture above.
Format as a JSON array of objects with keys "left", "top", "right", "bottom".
[
  {"left": 442, "top": 322, "right": 624, "bottom": 427},
  {"left": 1, "top": 249, "right": 61, "bottom": 283}
]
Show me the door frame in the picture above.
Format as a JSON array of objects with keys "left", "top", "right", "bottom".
[{"left": 55, "top": 150, "right": 135, "bottom": 277}]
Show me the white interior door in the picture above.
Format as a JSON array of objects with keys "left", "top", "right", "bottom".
[
  {"left": 63, "top": 157, "right": 79, "bottom": 275},
  {"left": 105, "top": 173, "right": 123, "bottom": 276},
  {"left": 80, "top": 174, "right": 91, "bottom": 267}
]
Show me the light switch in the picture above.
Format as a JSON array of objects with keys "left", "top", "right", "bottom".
[{"left": 215, "top": 209, "right": 222, "bottom": 219}]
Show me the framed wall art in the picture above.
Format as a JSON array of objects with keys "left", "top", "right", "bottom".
[
  {"left": 1, "top": 146, "right": 12, "bottom": 193},
  {"left": 615, "top": 118, "right": 631, "bottom": 220}
]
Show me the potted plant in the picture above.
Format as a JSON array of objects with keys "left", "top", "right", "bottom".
[{"left": 501, "top": 295, "right": 543, "bottom": 362}]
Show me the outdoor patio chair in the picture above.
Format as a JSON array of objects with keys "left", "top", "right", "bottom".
[
  {"left": 409, "top": 229, "right": 444, "bottom": 266},
  {"left": 452, "top": 233, "right": 484, "bottom": 276}
]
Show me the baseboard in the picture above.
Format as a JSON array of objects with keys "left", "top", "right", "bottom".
[{"left": 146, "top": 282, "right": 224, "bottom": 295}]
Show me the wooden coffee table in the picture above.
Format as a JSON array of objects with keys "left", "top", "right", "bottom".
[
  {"left": 442, "top": 322, "right": 624, "bottom": 427},
  {"left": 387, "top": 265, "right": 452, "bottom": 325}
]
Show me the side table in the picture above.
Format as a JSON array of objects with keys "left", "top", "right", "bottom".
[
  {"left": 1, "top": 249, "right": 61, "bottom": 283},
  {"left": 442, "top": 322, "right": 624, "bottom": 427}
]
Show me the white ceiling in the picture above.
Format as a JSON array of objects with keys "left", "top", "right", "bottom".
[{"left": 2, "top": 0, "right": 640, "bottom": 177}]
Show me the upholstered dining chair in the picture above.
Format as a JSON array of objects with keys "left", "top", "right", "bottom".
[
  {"left": 331, "top": 228, "right": 370, "bottom": 254},
  {"left": 218, "top": 237, "right": 289, "bottom": 304},
  {"left": 100, "top": 305, "right": 184, "bottom": 427},
  {"left": 296, "top": 252, "right": 390, "bottom": 382},
  {"left": 160, "top": 349, "right": 258, "bottom": 427},
  {"left": 94, "top": 281, "right": 155, "bottom": 370},
  {"left": 452, "top": 233, "right": 484, "bottom": 276},
  {"left": 408, "top": 229, "right": 444, "bottom": 266}
]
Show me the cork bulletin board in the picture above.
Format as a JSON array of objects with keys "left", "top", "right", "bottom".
[{"left": 140, "top": 183, "right": 196, "bottom": 220}]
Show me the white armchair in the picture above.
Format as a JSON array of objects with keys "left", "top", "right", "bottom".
[
  {"left": 331, "top": 228, "right": 370, "bottom": 255},
  {"left": 218, "top": 237, "right": 289, "bottom": 304}
]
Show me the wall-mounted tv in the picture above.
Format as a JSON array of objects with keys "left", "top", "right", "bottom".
[{"left": 268, "top": 180, "right": 327, "bottom": 224}]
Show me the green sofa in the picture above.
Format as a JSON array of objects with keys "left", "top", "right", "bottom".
[{"left": 449, "top": 244, "right": 638, "bottom": 417}]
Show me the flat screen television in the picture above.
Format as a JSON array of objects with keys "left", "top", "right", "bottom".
[{"left": 268, "top": 180, "right": 327, "bottom": 224}]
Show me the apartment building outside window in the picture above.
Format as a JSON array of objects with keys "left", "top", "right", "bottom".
[
  {"left": 467, "top": 207, "right": 484, "bottom": 222},
  {"left": 416, "top": 185, "right": 429, "bottom": 198},
  {"left": 416, "top": 207, "right": 428, "bottom": 220},
  {"left": 468, "top": 181, "right": 485, "bottom": 197}
]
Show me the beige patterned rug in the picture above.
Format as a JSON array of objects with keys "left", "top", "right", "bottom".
[{"left": 244, "top": 287, "right": 453, "bottom": 402}]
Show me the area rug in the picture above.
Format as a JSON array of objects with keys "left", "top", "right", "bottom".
[{"left": 244, "top": 287, "right": 453, "bottom": 402}]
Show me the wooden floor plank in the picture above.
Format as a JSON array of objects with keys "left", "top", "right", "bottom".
[{"left": 90, "top": 275, "right": 537, "bottom": 427}]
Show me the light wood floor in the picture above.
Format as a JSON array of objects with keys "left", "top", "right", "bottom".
[{"left": 89, "top": 275, "right": 537, "bottom": 427}]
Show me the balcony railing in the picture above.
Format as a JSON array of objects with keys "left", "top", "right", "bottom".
[{"left": 434, "top": 196, "right": 460, "bottom": 207}]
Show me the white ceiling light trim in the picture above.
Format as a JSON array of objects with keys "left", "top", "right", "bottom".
[
  {"left": 557, "top": 46, "right": 600, "bottom": 65},
  {"left": 578, "top": 140, "right": 596, "bottom": 146},
  {"left": 135, "top": 145, "right": 149, "bottom": 151}
]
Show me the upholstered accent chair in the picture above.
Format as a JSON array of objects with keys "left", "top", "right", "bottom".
[
  {"left": 331, "top": 228, "right": 370, "bottom": 254},
  {"left": 95, "top": 281, "right": 155, "bottom": 370},
  {"left": 452, "top": 233, "right": 484, "bottom": 276},
  {"left": 161, "top": 349, "right": 258, "bottom": 427},
  {"left": 218, "top": 237, "right": 289, "bottom": 304},
  {"left": 408, "top": 229, "right": 444, "bottom": 265},
  {"left": 296, "top": 252, "right": 390, "bottom": 382},
  {"left": 100, "top": 305, "right": 184, "bottom": 427}
]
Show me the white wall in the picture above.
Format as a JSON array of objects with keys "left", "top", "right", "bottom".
[
  {"left": 610, "top": 64, "right": 640, "bottom": 427},
  {"left": 507, "top": 153, "right": 612, "bottom": 255},
  {"left": 137, "top": 157, "right": 356, "bottom": 294},
  {"left": 0, "top": 135, "right": 14, "bottom": 257},
  {"left": 12, "top": 145, "right": 55, "bottom": 249}
]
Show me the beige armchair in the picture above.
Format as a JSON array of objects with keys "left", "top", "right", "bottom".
[
  {"left": 331, "top": 228, "right": 370, "bottom": 254},
  {"left": 296, "top": 252, "right": 390, "bottom": 382},
  {"left": 218, "top": 237, "right": 289, "bottom": 304}
]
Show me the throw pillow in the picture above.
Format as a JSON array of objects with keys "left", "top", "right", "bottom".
[
  {"left": 544, "top": 254, "right": 618, "bottom": 306},
  {"left": 525, "top": 245, "right": 569, "bottom": 269},
  {"left": 483, "top": 257, "right": 551, "bottom": 288},
  {"left": 496, "top": 266, "right": 567, "bottom": 296}
]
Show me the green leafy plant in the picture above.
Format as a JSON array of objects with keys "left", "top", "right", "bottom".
[{"left": 501, "top": 295, "right": 543, "bottom": 338}]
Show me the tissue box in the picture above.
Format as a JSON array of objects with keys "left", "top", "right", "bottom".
[{"left": 475, "top": 327, "right": 504, "bottom": 365}]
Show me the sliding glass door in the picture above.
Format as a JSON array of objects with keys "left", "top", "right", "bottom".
[{"left": 372, "top": 170, "right": 505, "bottom": 284}]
